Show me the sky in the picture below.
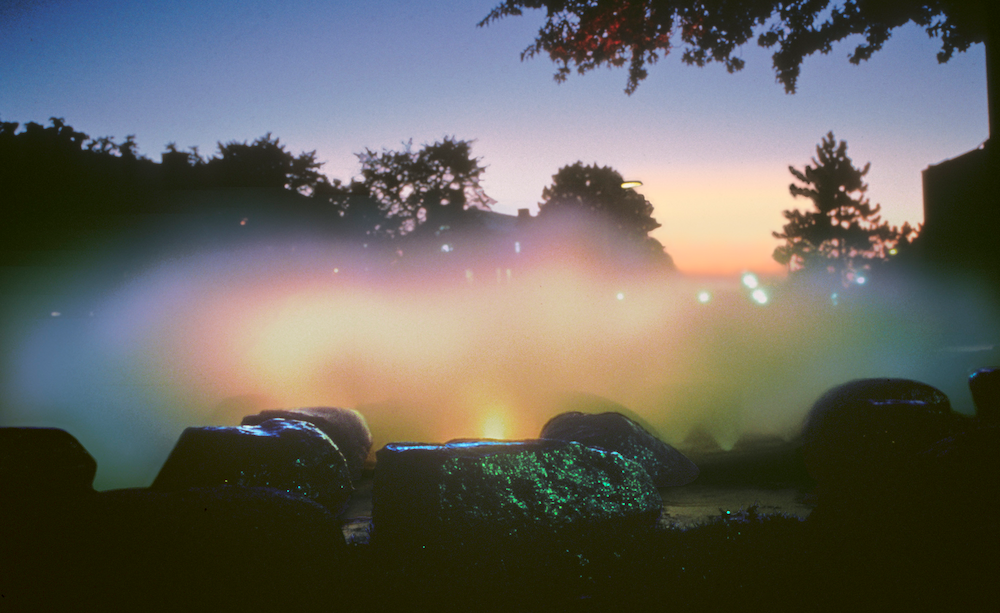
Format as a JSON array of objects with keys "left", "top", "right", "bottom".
[{"left": 1, "top": 0, "right": 989, "bottom": 276}]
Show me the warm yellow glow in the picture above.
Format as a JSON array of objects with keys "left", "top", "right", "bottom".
[
  {"left": 482, "top": 412, "right": 507, "bottom": 440},
  {"left": 620, "top": 180, "right": 643, "bottom": 189}
]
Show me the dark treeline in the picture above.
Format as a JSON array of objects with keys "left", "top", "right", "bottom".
[{"left": 0, "top": 117, "right": 673, "bottom": 277}]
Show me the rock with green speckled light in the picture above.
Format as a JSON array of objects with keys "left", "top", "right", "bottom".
[
  {"left": 540, "top": 411, "right": 700, "bottom": 486},
  {"left": 372, "top": 439, "right": 662, "bottom": 554},
  {"left": 151, "top": 418, "right": 353, "bottom": 514}
]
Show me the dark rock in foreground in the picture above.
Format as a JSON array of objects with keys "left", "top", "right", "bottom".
[
  {"left": 151, "top": 418, "right": 353, "bottom": 514},
  {"left": 0, "top": 427, "right": 97, "bottom": 497},
  {"left": 969, "top": 367, "right": 1000, "bottom": 423},
  {"left": 540, "top": 411, "right": 699, "bottom": 486},
  {"left": 372, "top": 439, "right": 662, "bottom": 553},
  {"left": 2, "top": 485, "right": 347, "bottom": 611},
  {"left": 800, "top": 377, "right": 960, "bottom": 487},
  {"left": 242, "top": 406, "right": 372, "bottom": 483}
]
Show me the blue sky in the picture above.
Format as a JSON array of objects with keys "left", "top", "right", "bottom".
[{"left": 1, "top": 0, "right": 989, "bottom": 274}]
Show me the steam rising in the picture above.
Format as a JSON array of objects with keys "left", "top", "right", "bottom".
[{"left": 2, "top": 233, "right": 997, "bottom": 490}]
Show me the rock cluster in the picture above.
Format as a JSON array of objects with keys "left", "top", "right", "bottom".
[{"left": 4, "top": 379, "right": 996, "bottom": 609}]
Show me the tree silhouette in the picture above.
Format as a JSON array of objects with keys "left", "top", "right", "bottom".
[
  {"left": 356, "top": 137, "right": 495, "bottom": 237},
  {"left": 537, "top": 162, "right": 672, "bottom": 267},
  {"left": 313, "top": 179, "right": 388, "bottom": 238},
  {"left": 479, "top": 1, "right": 996, "bottom": 134},
  {"left": 0, "top": 117, "right": 159, "bottom": 262},
  {"left": 205, "top": 134, "right": 326, "bottom": 194},
  {"left": 772, "top": 132, "right": 917, "bottom": 285}
]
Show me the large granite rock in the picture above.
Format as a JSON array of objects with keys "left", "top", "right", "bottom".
[
  {"left": 540, "top": 411, "right": 699, "bottom": 486},
  {"left": 241, "top": 406, "right": 372, "bottom": 483},
  {"left": 800, "top": 378, "right": 959, "bottom": 488},
  {"left": 151, "top": 419, "right": 352, "bottom": 514},
  {"left": 969, "top": 367, "right": 1000, "bottom": 423},
  {"left": 0, "top": 427, "right": 97, "bottom": 497},
  {"left": 372, "top": 439, "right": 662, "bottom": 553}
]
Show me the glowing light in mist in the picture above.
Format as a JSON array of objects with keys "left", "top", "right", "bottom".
[
  {"left": 616, "top": 292, "right": 625, "bottom": 301},
  {"left": 697, "top": 291, "right": 711, "bottom": 304},
  {"left": 620, "top": 180, "right": 643, "bottom": 189},
  {"left": 751, "top": 288, "right": 769, "bottom": 305},
  {"left": 441, "top": 244, "right": 453, "bottom": 253},
  {"left": 742, "top": 273, "right": 759, "bottom": 289},
  {"left": 856, "top": 276, "right": 867, "bottom": 285},
  {"left": 482, "top": 413, "right": 507, "bottom": 439}
]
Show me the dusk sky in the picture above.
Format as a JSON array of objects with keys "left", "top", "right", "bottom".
[{"left": 1, "top": 0, "right": 989, "bottom": 275}]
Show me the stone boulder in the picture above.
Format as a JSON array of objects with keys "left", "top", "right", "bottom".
[
  {"left": 151, "top": 419, "right": 352, "bottom": 514},
  {"left": 0, "top": 427, "right": 97, "bottom": 497},
  {"left": 0, "top": 428, "right": 100, "bottom": 608},
  {"left": 969, "top": 367, "right": 1000, "bottom": 423},
  {"left": 372, "top": 439, "right": 662, "bottom": 554},
  {"left": 800, "top": 378, "right": 959, "bottom": 488},
  {"left": 242, "top": 406, "right": 372, "bottom": 483},
  {"left": 540, "top": 411, "right": 699, "bottom": 486}
]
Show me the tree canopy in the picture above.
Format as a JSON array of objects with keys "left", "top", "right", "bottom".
[
  {"left": 206, "top": 134, "right": 326, "bottom": 194},
  {"left": 0, "top": 117, "right": 157, "bottom": 261},
  {"left": 772, "top": 132, "right": 917, "bottom": 285},
  {"left": 355, "top": 137, "right": 495, "bottom": 237},
  {"left": 479, "top": 1, "right": 992, "bottom": 96},
  {"left": 538, "top": 161, "right": 672, "bottom": 267}
]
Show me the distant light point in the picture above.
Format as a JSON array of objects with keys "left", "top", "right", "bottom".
[
  {"left": 741, "top": 273, "right": 759, "bottom": 289},
  {"left": 50, "top": 311, "right": 61, "bottom": 317},
  {"left": 616, "top": 292, "right": 625, "bottom": 301},
  {"left": 697, "top": 291, "right": 711, "bottom": 304},
  {"left": 620, "top": 180, "right": 643, "bottom": 189},
  {"left": 751, "top": 289, "right": 769, "bottom": 305},
  {"left": 856, "top": 275, "right": 866, "bottom": 285}
]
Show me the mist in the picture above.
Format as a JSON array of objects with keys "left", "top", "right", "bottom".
[{"left": 2, "top": 231, "right": 997, "bottom": 490}]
